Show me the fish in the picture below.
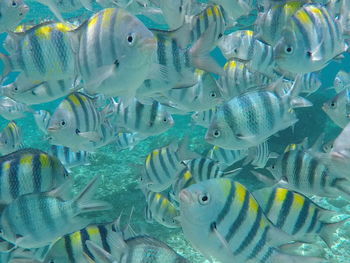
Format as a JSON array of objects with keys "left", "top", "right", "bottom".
[
  {"left": 218, "top": 30, "right": 276, "bottom": 77},
  {"left": 213, "top": 0, "right": 253, "bottom": 27},
  {"left": 207, "top": 145, "right": 248, "bottom": 168},
  {"left": 143, "top": 189, "right": 180, "bottom": 228},
  {"left": 85, "top": 232, "right": 190, "bottom": 263},
  {"left": 253, "top": 186, "right": 348, "bottom": 248},
  {"left": 0, "top": 0, "right": 29, "bottom": 33},
  {"left": 114, "top": 98, "right": 174, "bottom": 136},
  {"left": 0, "top": 174, "right": 111, "bottom": 248},
  {"left": 205, "top": 78, "right": 312, "bottom": 149},
  {"left": 179, "top": 178, "right": 325, "bottom": 263},
  {"left": 191, "top": 107, "right": 218, "bottom": 128},
  {"left": 47, "top": 92, "right": 105, "bottom": 150},
  {"left": 0, "top": 121, "right": 23, "bottom": 155},
  {"left": 140, "top": 139, "right": 194, "bottom": 192},
  {"left": 332, "top": 70, "right": 350, "bottom": 93},
  {"left": 255, "top": 1, "right": 303, "bottom": 46},
  {"left": 115, "top": 132, "right": 143, "bottom": 151},
  {"left": 219, "top": 58, "right": 271, "bottom": 100},
  {"left": 69, "top": 8, "right": 157, "bottom": 99},
  {"left": 267, "top": 142, "right": 350, "bottom": 200},
  {"left": 0, "top": 78, "right": 80, "bottom": 105},
  {"left": 322, "top": 88, "right": 350, "bottom": 128},
  {"left": 170, "top": 168, "right": 197, "bottom": 202},
  {"left": 299, "top": 73, "right": 322, "bottom": 94},
  {"left": 0, "top": 96, "right": 33, "bottom": 120},
  {"left": 33, "top": 110, "right": 51, "bottom": 135},
  {"left": 42, "top": 221, "right": 119, "bottom": 263},
  {"left": 1, "top": 22, "right": 76, "bottom": 84},
  {"left": 49, "top": 145, "right": 91, "bottom": 171},
  {"left": 274, "top": 3, "right": 346, "bottom": 73},
  {"left": 162, "top": 70, "right": 223, "bottom": 112},
  {"left": 0, "top": 148, "right": 69, "bottom": 205}
]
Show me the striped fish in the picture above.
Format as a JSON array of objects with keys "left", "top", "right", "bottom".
[
  {"left": 49, "top": 145, "right": 90, "bottom": 171},
  {"left": 299, "top": 73, "right": 322, "bottom": 94},
  {"left": 0, "top": 148, "right": 69, "bottom": 204},
  {"left": 70, "top": 8, "right": 157, "bottom": 98},
  {"left": 34, "top": 110, "right": 51, "bottom": 135},
  {"left": 274, "top": 3, "right": 346, "bottom": 73},
  {"left": 205, "top": 79, "right": 312, "bottom": 149},
  {"left": 218, "top": 30, "right": 276, "bottom": 77},
  {"left": 191, "top": 107, "right": 218, "bottom": 128},
  {"left": 322, "top": 88, "right": 350, "bottom": 128},
  {"left": 267, "top": 146, "right": 350, "bottom": 200},
  {"left": 0, "top": 121, "right": 23, "bottom": 155},
  {"left": 162, "top": 70, "right": 223, "bottom": 112},
  {"left": 0, "top": 96, "right": 32, "bottom": 120},
  {"left": 253, "top": 186, "right": 347, "bottom": 248},
  {"left": 42, "top": 222, "right": 118, "bottom": 263},
  {"left": 332, "top": 70, "right": 350, "bottom": 93},
  {"left": 1, "top": 77, "right": 80, "bottom": 105},
  {"left": 143, "top": 189, "right": 180, "bottom": 228},
  {"left": 178, "top": 5, "right": 226, "bottom": 51},
  {"left": 219, "top": 58, "right": 271, "bottom": 100},
  {"left": 85, "top": 233, "right": 190, "bottom": 263},
  {"left": 179, "top": 178, "right": 324, "bottom": 263},
  {"left": 255, "top": 1, "right": 303, "bottom": 46},
  {"left": 140, "top": 140, "right": 192, "bottom": 192},
  {"left": 115, "top": 98, "right": 174, "bottom": 136},
  {"left": 0, "top": 175, "right": 110, "bottom": 248},
  {"left": 1, "top": 22, "right": 76, "bottom": 84},
  {"left": 115, "top": 132, "right": 143, "bottom": 151},
  {"left": 0, "top": 0, "right": 28, "bottom": 33},
  {"left": 170, "top": 168, "right": 197, "bottom": 202},
  {"left": 207, "top": 145, "right": 248, "bottom": 168},
  {"left": 47, "top": 92, "right": 104, "bottom": 150}
]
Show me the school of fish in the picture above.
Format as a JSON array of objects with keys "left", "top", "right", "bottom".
[{"left": 0, "top": 0, "right": 350, "bottom": 262}]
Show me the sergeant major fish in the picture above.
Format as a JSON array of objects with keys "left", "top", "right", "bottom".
[
  {"left": 0, "top": 175, "right": 111, "bottom": 248},
  {"left": 179, "top": 178, "right": 324, "bottom": 263},
  {"left": 0, "top": 121, "right": 23, "bottom": 155},
  {"left": 0, "top": 148, "right": 69, "bottom": 205}
]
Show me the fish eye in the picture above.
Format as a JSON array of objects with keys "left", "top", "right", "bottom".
[
  {"left": 330, "top": 101, "right": 337, "bottom": 108},
  {"left": 127, "top": 33, "right": 135, "bottom": 45},
  {"left": 60, "top": 120, "right": 66, "bottom": 126},
  {"left": 163, "top": 117, "right": 168, "bottom": 123},
  {"left": 179, "top": 6, "right": 182, "bottom": 12},
  {"left": 213, "top": 129, "right": 221, "bottom": 138},
  {"left": 233, "top": 48, "right": 238, "bottom": 54},
  {"left": 271, "top": 164, "right": 275, "bottom": 169},
  {"left": 210, "top": 92, "right": 217, "bottom": 98},
  {"left": 284, "top": 46, "right": 293, "bottom": 54},
  {"left": 12, "top": 1, "right": 17, "bottom": 6},
  {"left": 198, "top": 193, "right": 210, "bottom": 205}
]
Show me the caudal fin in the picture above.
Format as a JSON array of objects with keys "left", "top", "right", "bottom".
[
  {"left": 319, "top": 218, "right": 349, "bottom": 249},
  {"left": 72, "top": 175, "right": 111, "bottom": 216}
]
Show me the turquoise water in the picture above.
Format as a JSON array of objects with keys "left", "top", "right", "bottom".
[{"left": 1, "top": 2, "right": 350, "bottom": 263}]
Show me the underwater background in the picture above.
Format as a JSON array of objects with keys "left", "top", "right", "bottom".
[{"left": 1, "top": 2, "right": 350, "bottom": 262}]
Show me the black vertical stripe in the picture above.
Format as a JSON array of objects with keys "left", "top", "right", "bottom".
[
  {"left": 157, "top": 33, "right": 167, "bottom": 66},
  {"left": 260, "top": 92, "right": 275, "bottom": 130},
  {"left": 234, "top": 208, "right": 263, "bottom": 255},
  {"left": 149, "top": 101, "right": 158, "bottom": 128},
  {"left": 225, "top": 188, "right": 250, "bottom": 242},
  {"left": 281, "top": 150, "right": 291, "bottom": 178},
  {"left": 109, "top": 10, "right": 118, "bottom": 61},
  {"left": 206, "top": 160, "right": 214, "bottom": 179},
  {"left": 172, "top": 39, "right": 181, "bottom": 74},
  {"left": 135, "top": 101, "right": 144, "bottom": 130},
  {"left": 66, "top": 94, "right": 81, "bottom": 130},
  {"left": 51, "top": 29, "right": 68, "bottom": 73},
  {"left": 292, "top": 198, "right": 310, "bottom": 235},
  {"left": 198, "top": 158, "right": 205, "bottom": 181},
  {"left": 98, "top": 225, "right": 111, "bottom": 253},
  {"left": 29, "top": 33, "right": 46, "bottom": 75},
  {"left": 276, "top": 190, "right": 293, "bottom": 228},
  {"left": 158, "top": 151, "right": 171, "bottom": 178},
  {"left": 216, "top": 181, "right": 235, "bottom": 225},
  {"left": 150, "top": 153, "right": 163, "bottom": 184},
  {"left": 80, "top": 228, "right": 94, "bottom": 260},
  {"left": 293, "top": 151, "right": 304, "bottom": 189},
  {"left": 307, "top": 158, "right": 318, "bottom": 189},
  {"left": 246, "top": 226, "right": 269, "bottom": 261},
  {"left": 166, "top": 148, "right": 176, "bottom": 170},
  {"left": 306, "top": 209, "right": 319, "bottom": 233},
  {"left": 222, "top": 104, "right": 238, "bottom": 138},
  {"left": 241, "top": 94, "right": 259, "bottom": 135},
  {"left": 32, "top": 153, "right": 41, "bottom": 193},
  {"left": 75, "top": 93, "right": 91, "bottom": 131},
  {"left": 93, "top": 13, "right": 103, "bottom": 67},
  {"left": 64, "top": 235, "right": 76, "bottom": 263},
  {"left": 38, "top": 196, "right": 56, "bottom": 232},
  {"left": 9, "top": 159, "right": 19, "bottom": 199},
  {"left": 263, "top": 188, "right": 276, "bottom": 215}
]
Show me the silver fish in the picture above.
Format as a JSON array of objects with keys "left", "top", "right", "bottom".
[
  {"left": 0, "top": 121, "right": 23, "bottom": 155},
  {"left": 322, "top": 88, "right": 350, "bottom": 128}
]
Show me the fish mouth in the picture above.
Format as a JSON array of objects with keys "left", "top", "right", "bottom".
[
  {"left": 179, "top": 189, "right": 192, "bottom": 204},
  {"left": 47, "top": 126, "right": 59, "bottom": 132},
  {"left": 204, "top": 132, "right": 213, "bottom": 142}
]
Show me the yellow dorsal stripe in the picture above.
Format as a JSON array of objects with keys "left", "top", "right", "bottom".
[
  {"left": 20, "top": 154, "right": 33, "bottom": 165},
  {"left": 275, "top": 188, "right": 288, "bottom": 203}
]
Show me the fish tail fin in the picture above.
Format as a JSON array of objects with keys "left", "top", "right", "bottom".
[
  {"left": 319, "top": 218, "right": 349, "bottom": 249},
  {"left": 72, "top": 175, "right": 111, "bottom": 216}
]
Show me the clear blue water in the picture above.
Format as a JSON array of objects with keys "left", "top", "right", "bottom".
[{"left": 0, "top": 2, "right": 350, "bottom": 262}]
